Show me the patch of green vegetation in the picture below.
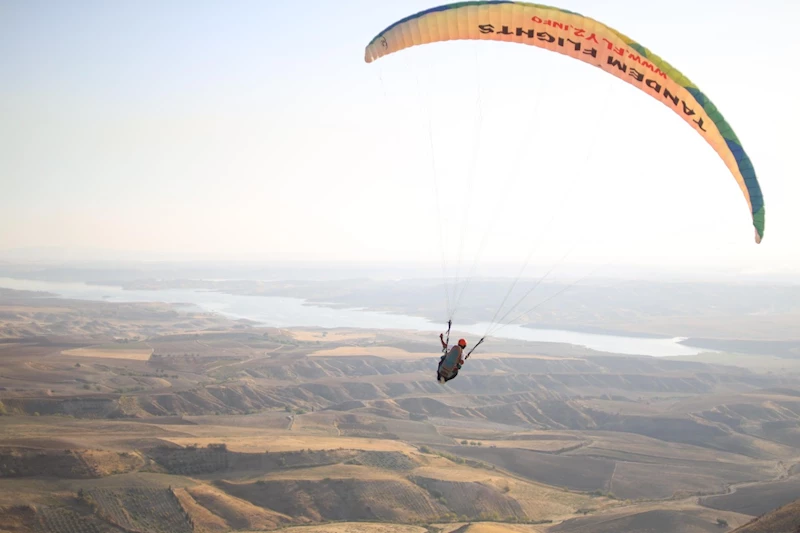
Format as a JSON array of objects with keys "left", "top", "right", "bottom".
[{"left": 591, "top": 490, "right": 618, "bottom": 499}]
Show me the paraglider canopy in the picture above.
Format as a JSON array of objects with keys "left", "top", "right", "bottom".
[{"left": 364, "top": 1, "right": 765, "bottom": 243}]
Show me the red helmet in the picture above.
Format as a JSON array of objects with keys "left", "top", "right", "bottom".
[{"left": 458, "top": 339, "right": 467, "bottom": 348}]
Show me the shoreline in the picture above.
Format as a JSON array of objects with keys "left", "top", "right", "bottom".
[{"left": 0, "top": 278, "right": 779, "bottom": 358}]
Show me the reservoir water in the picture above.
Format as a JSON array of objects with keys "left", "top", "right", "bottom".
[{"left": 0, "top": 277, "right": 703, "bottom": 357}]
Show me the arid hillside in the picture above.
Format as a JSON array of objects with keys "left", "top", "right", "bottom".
[
  {"left": 730, "top": 497, "right": 800, "bottom": 533},
  {"left": 0, "top": 288, "right": 798, "bottom": 533}
]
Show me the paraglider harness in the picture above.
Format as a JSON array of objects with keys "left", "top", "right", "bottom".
[{"left": 437, "top": 320, "right": 485, "bottom": 383}]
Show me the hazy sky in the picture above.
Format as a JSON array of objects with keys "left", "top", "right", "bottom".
[{"left": 2, "top": 0, "right": 798, "bottom": 277}]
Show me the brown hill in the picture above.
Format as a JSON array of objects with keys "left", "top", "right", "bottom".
[
  {"left": 551, "top": 509, "right": 739, "bottom": 533},
  {"left": 410, "top": 475, "right": 527, "bottom": 521},
  {"left": 171, "top": 487, "right": 230, "bottom": 532},
  {"left": 0, "top": 505, "right": 39, "bottom": 533},
  {"left": 215, "top": 478, "right": 448, "bottom": 522},
  {"left": 146, "top": 445, "right": 358, "bottom": 476},
  {"left": 0, "top": 447, "right": 142, "bottom": 478},
  {"left": 732, "top": 498, "right": 800, "bottom": 533},
  {"left": 440, "top": 445, "right": 615, "bottom": 492},
  {"left": 182, "top": 484, "right": 290, "bottom": 530},
  {"left": 700, "top": 478, "right": 800, "bottom": 517}
]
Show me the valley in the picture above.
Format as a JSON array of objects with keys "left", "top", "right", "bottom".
[{"left": 0, "top": 288, "right": 798, "bottom": 532}]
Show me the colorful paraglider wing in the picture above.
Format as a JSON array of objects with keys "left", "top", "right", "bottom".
[{"left": 365, "top": 1, "right": 765, "bottom": 243}]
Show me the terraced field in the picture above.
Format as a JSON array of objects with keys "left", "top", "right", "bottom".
[
  {"left": 37, "top": 507, "right": 117, "bottom": 533},
  {"left": 85, "top": 488, "right": 192, "bottom": 533}
]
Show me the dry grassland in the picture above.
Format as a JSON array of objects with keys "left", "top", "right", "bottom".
[
  {"left": 165, "top": 434, "right": 418, "bottom": 453},
  {"left": 290, "top": 330, "right": 378, "bottom": 343},
  {"left": 61, "top": 346, "right": 153, "bottom": 361},
  {"left": 258, "top": 464, "right": 402, "bottom": 481},
  {"left": 184, "top": 484, "right": 290, "bottom": 530}
]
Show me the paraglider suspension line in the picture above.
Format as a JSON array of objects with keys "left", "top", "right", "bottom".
[{"left": 465, "top": 336, "right": 484, "bottom": 360}]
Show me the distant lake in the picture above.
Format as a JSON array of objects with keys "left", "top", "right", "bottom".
[{"left": 0, "top": 277, "right": 705, "bottom": 357}]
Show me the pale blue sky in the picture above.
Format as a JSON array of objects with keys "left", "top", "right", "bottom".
[{"left": 2, "top": 0, "right": 798, "bottom": 278}]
